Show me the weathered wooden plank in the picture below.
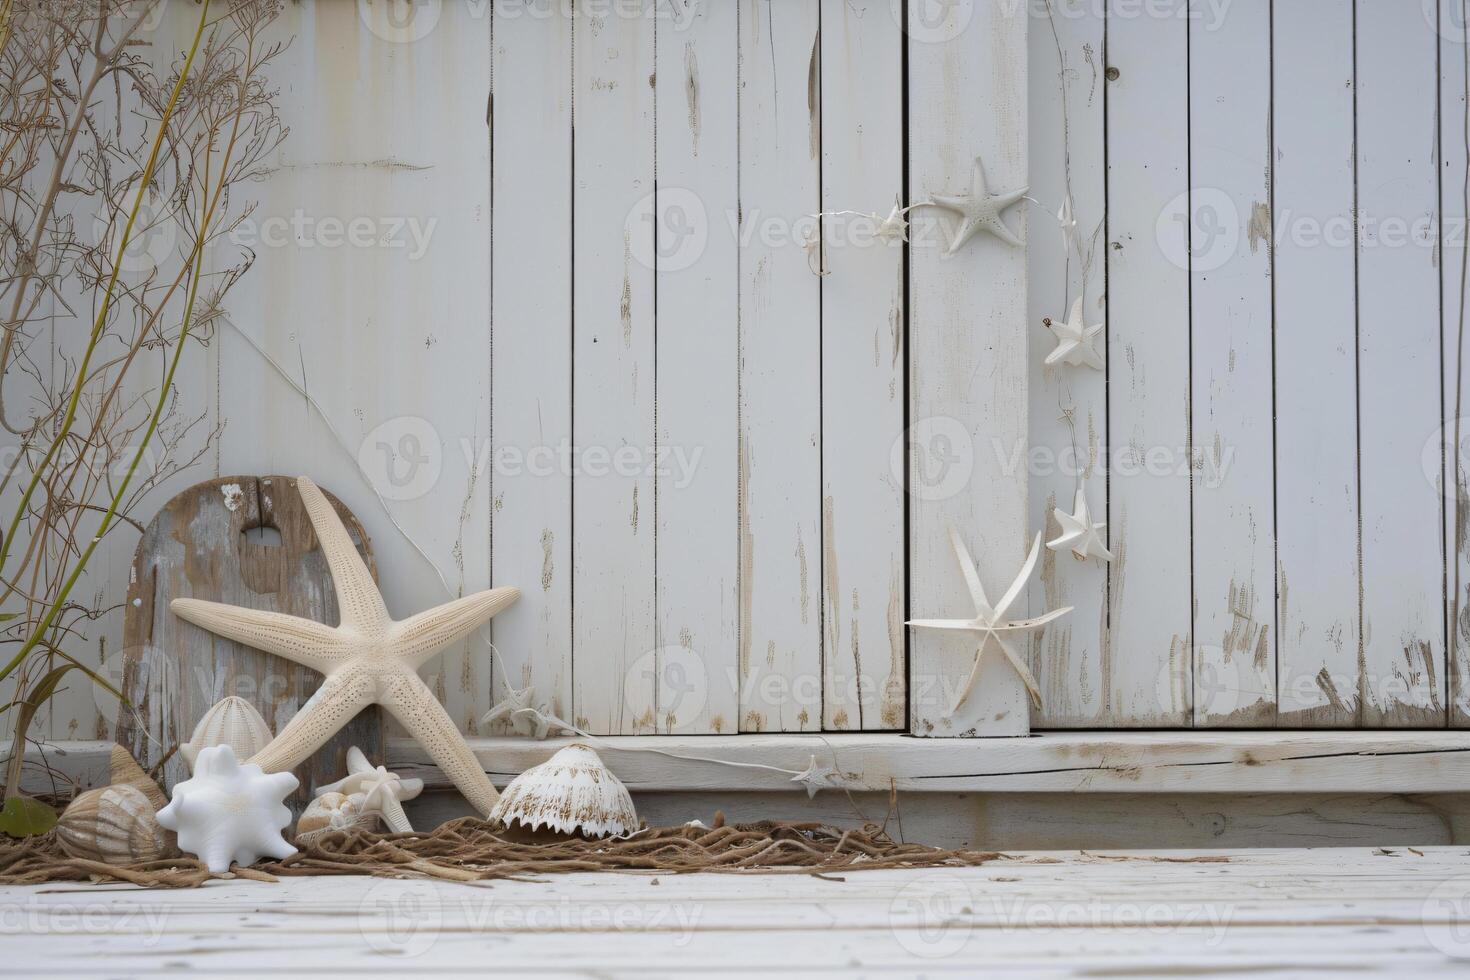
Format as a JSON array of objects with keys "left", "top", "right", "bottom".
[
  {"left": 489, "top": 6, "right": 573, "bottom": 725},
  {"left": 1442, "top": 0, "right": 1470, "bottom": 726},
  {"left": 213, "top": 4, "right": 493, "bottom": 734},
  {"left": 818, "top": 0, "right": 905, "bottom": 731},
  {"left": 1273, "top": 0, "right": 1361, "bottom": 726},
  {"left": 907, "top": 0, "right": 1030, "bottom": 736},
  {"left": 1189, "top": 0, "right": 1276, "bottom": 726},
  {"left": 654, "top": 1, "right": 740, "bottom": 735},
  {"left": 1027, "top": 0, "right": 1107, "bottom": 726},
  {"left": 737, "top": 0, "right": 823, "bottom": 733},
  {"left": 1356, "top": 0, "right": 1446, "bottom": 726},
  {"left": 1104, "top": 0, "right": 1191, "bottom": 725},
  {"left": 115, "top": 477, "right": 382, "bottom": 811},
  {"left": 12, "top": 852, "right": 1470, "bottom": 976},
  {"left": 570, "top": 6, "right": 657, "bottom": 735},
  {"left": 396, "top": 729, "right": 1470, "bottom": 795}
]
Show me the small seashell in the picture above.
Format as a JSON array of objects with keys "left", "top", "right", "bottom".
[
  {"left": 109, "top": 745, "right": 167, "bottom": 811},
  {"left": 57, "top": 784, "right": 176, "bottom": 865},
  {"left": 180, "top": 696, "right": 273, "bottom": 772},
  {"left": 489, "top": 743, "right": 638, "bottom": 839},
  {"left": 295, "top": 791, "right": 379, "bottom": 843}
]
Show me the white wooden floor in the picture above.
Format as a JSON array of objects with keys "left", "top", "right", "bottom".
[{"left": 4, "top": 848, "right": 1470, "bottom": 976}]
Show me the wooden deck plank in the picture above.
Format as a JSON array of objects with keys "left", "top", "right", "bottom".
[{"left": 6, "top": 849, "right": 1469, "bottom": 976}]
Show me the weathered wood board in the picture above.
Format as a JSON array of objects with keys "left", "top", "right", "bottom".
[{"left": 116, "top": 476, "right": 382, "bottom": 809}]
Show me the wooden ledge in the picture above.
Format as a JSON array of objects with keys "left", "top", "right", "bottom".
[{"left": 391, "top": 731, "right": 1470, "bottom": 795}]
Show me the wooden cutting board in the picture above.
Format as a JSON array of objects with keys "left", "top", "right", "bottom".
[{"left": 115, "top": 476, "right": 383, "bottom": 811}]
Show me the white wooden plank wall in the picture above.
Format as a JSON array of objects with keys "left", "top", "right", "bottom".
[
  {"left": 34, "top": 1, "right": 1470, "bottom": 740},
  {"left": 654, "top": 2, "right": 740, "bottom": 735},
  {"left": 818, "top": 0, "right": 906, "bottom": 731},
  {"left": 736, "top": 0, "right": 823, "bottom": 733},
  {"left": 907, "top": 0, "right": 1031, "bottom": 736},
  {"left": 1188, "top": 0, "right": 1275, "bottom": 726},
  {"left": 1102, "top": 0, "right": 1192, "bottom": 725},
  {"left": 570, "top": 6, "right": 657, "bottom": 734},
  {"left": 1028, "top": 0, "right": 1107, "bottom": 724},
  {"left": 1444, "top": 0, "right": 1470, "bottom": 726},
  {"left": 1356, "top": 0, "right": 1445, "bottom": 726},
  {"left": 1272, "top": 0, "right": 1360, "bottom": 726}
]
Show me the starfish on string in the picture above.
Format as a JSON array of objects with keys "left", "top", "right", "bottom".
[
  {"left": 789, "top": 755, "right": 839, "bottom": 799},
  {"left": 171, "top": 476, "right": 520, "bottom": 817},
  {"left": 1047, "top": 489, "right": 1113, "bottom": 563},
  {"left": 480, "top": 683, "right": 568, "bottom": 740},
  {"left": 908, "top": 528, "right": 1071, "bottom": 716},
  {"left": 1044, "top": 297, "right": 1104, "bottom": 370},
  {"left": 927, "top": 154, "right": 1028, "bottom": 254}
]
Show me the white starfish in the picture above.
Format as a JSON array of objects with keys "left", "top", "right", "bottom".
[
  {"left": 929, "top": 155, "right": 1027, "bottom": 254},
  {"left": 1047, "top": 489, "right": 1113, "bottom": 563},
  {"left": 315, "top": 746, "right": 424, "bottom": 833},
  {"left": 908, "top": 529, "right": 1071, "bottom": 715},
  {"left": 1044, "top": 297, "right": 1104, "bottom": 370},
  {"left": 171, "top": 476, "right": 519, "bottom": 817},
  {"left": 789, "top": 755, "right": 838, "bottom": 799},
  {"left": 874, "top": 198, "right": 910, "bottom": 245},
  {"left": 479, "top": 684, "right": 570, "bottom": 740}
]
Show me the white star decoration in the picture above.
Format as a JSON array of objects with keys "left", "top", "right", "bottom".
[
  {"left": 316, "top": 746, "right": 424, "bottom": 834},
  {"left": 874, "top": 198, "right": 910, "bottom": 244},
  {"left": 789, "top": 755, "right": 839, "bottom": 799},
  {"left": 929, "top": 155, "right": 1027, "bottom": 254},
  {"left": 171, "top": 476, "right": 520, "bottom": 817},
  {"left": 1047, "top": 489, "right": 1113, "bottom": 563},
  {"left": 1045, "top": 297, "right": 1104, "bottom": 370},
  {"left": 480, "top": 684, "right": 569, "bottom": 740},
  {"left": 908, "top": 529, "right": 1071, "bottom": 716}
]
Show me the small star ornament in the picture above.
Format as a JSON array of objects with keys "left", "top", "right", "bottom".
[
  {"left": 874, "top": 198, "right": 910, "bottom": 245},
  {"left": 480, "top": 685, "right": 570, "bottom": 740},
  {"left": 1045, "top": 297, "right": 1104, "bottom": 370},
  {"left": 1047, "top": 489, "right": 1113, "bottom": 562},
  {"left": 789, "top": 755, "right": 838, "bottom": 799},
  {"left": 315, "top": 746, "right": 424, "bottom": 834},
  {"left": 908, "top": 529, "right": 1071, "bottom": 716},
  {"left": 929, "top": 155, "right": 1027, "bottom": 254}
]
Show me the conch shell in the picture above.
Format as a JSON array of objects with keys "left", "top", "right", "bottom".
[
  {"left": 489, "top": 743, "right": 638, "bottom": 839},
  {"left": 156, "top": 744, "right": 297, "bottom": 874},
  {"left": 56, "top": 784, "right": 176, "bottom": 865},
  {"left": 180, "top": 696, "right": 273, "bottom": 772},
  {"left": 295, "top": 791, "right": 379, "bottom": 844}
]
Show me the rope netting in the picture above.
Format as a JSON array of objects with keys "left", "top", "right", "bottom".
[{"left": 0, "top": 814, "right": 1005, "bottom": 887}]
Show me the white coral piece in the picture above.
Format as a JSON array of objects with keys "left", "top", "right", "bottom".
[{"left": 157, "top": 744, "right": 298, "bottom": 873}]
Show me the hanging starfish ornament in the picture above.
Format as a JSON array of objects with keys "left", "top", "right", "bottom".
[
  {"left": 1044, "top": 297, "right": 1104, "bottom": 370},
  {"left": 928, "top": 155, "right": 1027, "bottom": 254},
  {"left": 315, "top": 746, "right": 424, "bottom": 833},
  {"left": 874, "top": 198, "right": 911, "bottom": 245},
  {"left": 908, "top": 529, "right": 1071, "bottom": 716},
  {"left": 789, "top": 755, "right": 839, "bottom": 799},
  {"left": 171, "top": 477, "right": 519, "bottom": 817},
  {"left": 1047, "top": 488, "right": 1113, "bottom": 562}
]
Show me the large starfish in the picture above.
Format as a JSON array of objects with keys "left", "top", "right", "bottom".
[
  {"left": 908, "top": 529, "right": 1070, "bottom": 716},
  {"left": 171, "top": 476, "right": 518, "bottom": 816},
  {"left": 929, "top": 155, "right": 1027, "bottom": 254}
]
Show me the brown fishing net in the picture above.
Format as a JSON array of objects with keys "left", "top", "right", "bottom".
[{"left": 0, "top": 814, "right": 1004, "bottom": 888}]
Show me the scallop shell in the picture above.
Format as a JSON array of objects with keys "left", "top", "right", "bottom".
[
  {"left": 180, "top": 696, "right": 273, "bottom": 771},
  {"left": 489, "top": 743, "right": 638, "bottom": 838},
  {"left": 295, "top": 791, "right": 380, "bottom": 843},
  {"left": 56, "top": 784, "right": 177, "bottom": 865}
]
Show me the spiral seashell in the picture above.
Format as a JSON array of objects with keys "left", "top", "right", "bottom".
[
  {"left": 180, "top": 696, "right": 274, "bottom": 772},
  {"left": 56, "top": 784, "right": 177, "bottom": 865},
  {"left": 108, "top": 744, "right": 167, "bottom": 811},
  {"left": 489, "top": 743, "right": 638, "bottom": 839}
]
